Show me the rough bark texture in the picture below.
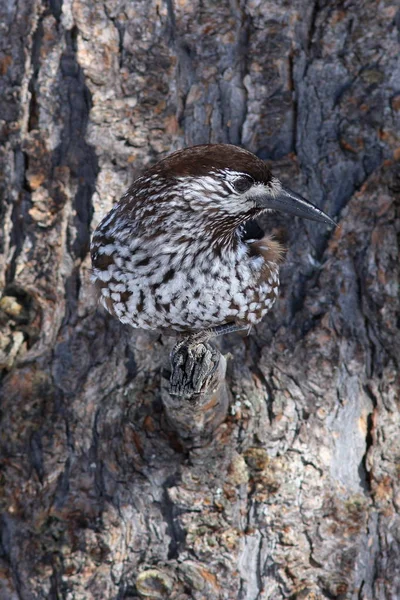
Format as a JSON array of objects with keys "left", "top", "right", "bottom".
[{"left": 1, "top": 0, "right": 400, "bottom": 598}]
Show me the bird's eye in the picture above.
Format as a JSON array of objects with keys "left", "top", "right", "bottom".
[{"left": 233, "top": 176, "right": 253, "bottom": 193}]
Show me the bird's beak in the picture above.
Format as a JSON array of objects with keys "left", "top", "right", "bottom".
[{"left": 257, "top": 184, "right": 336, "bottom": 227}]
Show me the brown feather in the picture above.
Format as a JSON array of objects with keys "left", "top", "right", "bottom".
[{"left": 250, "top": 235, "right": 285, "bottom": 266}]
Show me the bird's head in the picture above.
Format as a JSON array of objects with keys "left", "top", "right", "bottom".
[{"left": 137, "top": 144, "right": 335, "bottom": 230}]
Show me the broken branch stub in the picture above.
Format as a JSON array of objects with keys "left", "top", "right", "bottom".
[{"left": 161, "top": 340, "right": 230, "bottom": 445}]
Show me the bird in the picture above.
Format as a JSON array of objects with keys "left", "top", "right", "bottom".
[{"left": 90, "top": 144, "right": 335, "bottom": 340}]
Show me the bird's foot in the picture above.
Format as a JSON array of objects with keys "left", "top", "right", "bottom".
[
  {"left": 210, "top": 323, "right": 251, "bottom": 338},
  {"left": 182, "top": 322, "right": 250, "bottom": 344},
  {"left": 173, "top": 323, "right": 250, "bottom": 355}
]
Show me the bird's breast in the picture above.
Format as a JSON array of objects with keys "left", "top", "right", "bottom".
[
  {"left": 225, "top": 234, "right": 284, "bottom": 326},
  {"left": 91, "top": 225, "right": 285, "bottom": 332}
]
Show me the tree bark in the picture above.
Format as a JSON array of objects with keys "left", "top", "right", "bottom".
[{"left": 1, "top": 0, "right": 399, "bottom": 599}]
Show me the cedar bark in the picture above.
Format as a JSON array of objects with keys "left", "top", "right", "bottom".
[{"left": 0, "top": 1, "right": 399, "bottom": 599}]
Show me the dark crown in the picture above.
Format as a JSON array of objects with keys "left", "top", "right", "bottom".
[{"left": 145, "top": 144, "right": 273, "bottom": 184}]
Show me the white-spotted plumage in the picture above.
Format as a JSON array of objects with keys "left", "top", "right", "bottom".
[{"left": 91, "top": 144, "right": 334, "bottom": 335}]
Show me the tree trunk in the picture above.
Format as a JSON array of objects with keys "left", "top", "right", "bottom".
[{"left": 1, "top": 0, "right": 399, "bottom": 598}]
